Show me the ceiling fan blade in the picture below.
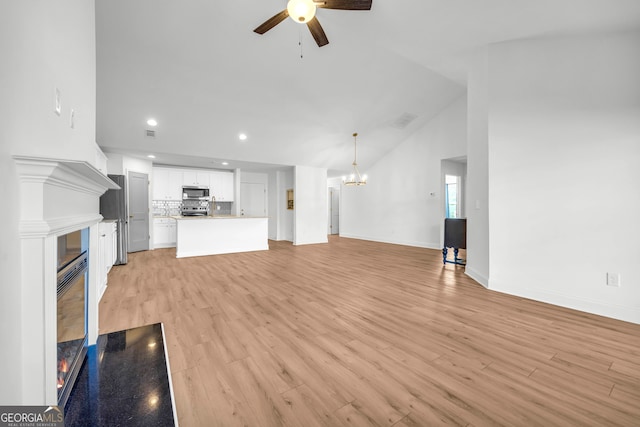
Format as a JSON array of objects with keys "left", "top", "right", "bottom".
[
  {"left": 315, "top": 0, "right": 372, "bottom": 10},
  {"left": 253, "top": 10, "right": 289, "bottom": 34},
  {"left": 307, "top": 17, "right": 329, "bottom": 47}
]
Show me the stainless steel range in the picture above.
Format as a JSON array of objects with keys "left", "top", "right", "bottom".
[
  {"left": 182, "top": 186, "right": 210, "bottom": 216},
  {"left": 181, "top": 199, "right": 209, "bottom": 216}
]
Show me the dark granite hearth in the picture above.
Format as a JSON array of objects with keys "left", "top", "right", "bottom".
[{"left": 64, "top": 323, "right": 176, "bottom": 426}]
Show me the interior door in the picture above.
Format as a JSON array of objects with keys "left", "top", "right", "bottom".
[
  {"left": 240, "top": 182, "right": 266, "bottom": 217},
  {"left": 128, "top": 171, "right": 149, "bottom": 252}
]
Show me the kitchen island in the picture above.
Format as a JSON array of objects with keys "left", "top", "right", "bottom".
[{"left": 172, "top": 215, "right": 268, "bottom": 258}]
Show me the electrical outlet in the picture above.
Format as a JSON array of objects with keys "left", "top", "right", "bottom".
[
  {"left": 606, "top": 272, "right": 621, "bottom": 287},
  {"left": 69, "top": 109, "right": 75, "bottom": 129}
]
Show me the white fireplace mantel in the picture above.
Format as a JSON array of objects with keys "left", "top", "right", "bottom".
[{"left": 13, "top": 156, "right": 118, "bottom": 405}]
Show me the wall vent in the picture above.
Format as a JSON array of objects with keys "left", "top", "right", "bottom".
[
  {"left": 391, "top": 112, "right": 418, "bottom": 129},
  {"left": 145, "top": 129, "right": 156, "bottom": 138}
]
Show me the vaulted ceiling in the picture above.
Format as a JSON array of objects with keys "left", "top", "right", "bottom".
[{"left": 96, "top": 0, "right": 640, "bottom": 175}]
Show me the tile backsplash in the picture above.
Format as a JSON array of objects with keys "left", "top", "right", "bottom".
[
  {"left": 152, "top": 200, "right": 182, "bottom": 217},
  {"left": 212, "top": 201, "right": 233, "bottom": 215},
  {"left": 152, "top": 200, "right": 233, "bottom": 216}
]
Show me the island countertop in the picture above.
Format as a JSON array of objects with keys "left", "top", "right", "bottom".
[
  {"left": 171, "top": 215, "right": 267, "bottom": 220},
  {"left": 173, "top": 215, "right": 268, "bottom": 258}
]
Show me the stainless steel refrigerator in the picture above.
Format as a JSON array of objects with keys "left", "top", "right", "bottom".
[{"left": 100, "top": 174, "right": 128, "bottom": 265}]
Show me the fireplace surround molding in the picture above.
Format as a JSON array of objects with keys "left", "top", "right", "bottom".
[{"left": 13, "top": 155, "right": 118, "bottom": 405}]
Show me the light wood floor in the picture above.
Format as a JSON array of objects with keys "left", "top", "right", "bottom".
[{"left": 99, "top": 237, "right": 640, "bottom": 426}]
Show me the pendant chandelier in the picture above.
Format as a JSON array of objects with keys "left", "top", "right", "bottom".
[{"left": 342, "top": 132, "right": 367, "bottom": 186}]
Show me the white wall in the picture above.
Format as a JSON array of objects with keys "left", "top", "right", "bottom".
[
  {"left": 0, "top": 0, "right": 97, "bottom": 404},
  {"left": 487, "top": 32, "right": 640, "bottom": 323},
  {"left": 103, "top": 153, "right": 153, "bottom": 248},
  {"left": 105, "top": 152, "right": 124, "bottom": 174},
  {"left": 294, "top": 166, "right": 329, "bottom": 245},
  {"left": 268, "top": 169, "right": 294, "bottom": 241},
  {"left": 465, "top": 48, "right": 491, "bottom": 286},
  {"left": 241, "top": 171, "right": 269, "bottom": 186},
  {"left": 340, "top": 96, "right": 467, "bottom": 248}
]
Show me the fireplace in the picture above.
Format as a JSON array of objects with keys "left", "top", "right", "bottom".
[{"left": 13, "top": 156, "right": 119, "bottom": 406}]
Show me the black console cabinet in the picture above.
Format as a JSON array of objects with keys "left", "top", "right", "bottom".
[{"left": 443, "top": 218, "right": 466, "bottom": 265}]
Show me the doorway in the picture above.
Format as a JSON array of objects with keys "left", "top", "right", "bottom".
[
  {"left": 128, "top": 171, "right": 149, "bottom": 252},
  {"left": 329, "top": 187, "right": 339, "bottom": 235},
  {"left": 441, "top": 157, "right": 467, "bottom": 263},
  {"left": 240, "top": 182, "right": 266, "bottom": 217},
  {"left": 441, "top": 157, "right": 467, "bottom": 219}
]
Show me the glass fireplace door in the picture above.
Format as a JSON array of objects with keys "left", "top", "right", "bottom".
[{"left": 56, "top": 228, "right": 88, "bottom": 406}]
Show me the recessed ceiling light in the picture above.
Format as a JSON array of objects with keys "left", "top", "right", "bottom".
[
  {"left": 147, "top": 118, "right": 158, "bottom": 127},
  {"left": 221, "top": 161, "right": 229, "bottom": 166},
  {"left": 238, "top": 133, "right": 247, "bottom": 141},
  {"left": 147, "top": 154, "right": 156, "bottom": 159}
]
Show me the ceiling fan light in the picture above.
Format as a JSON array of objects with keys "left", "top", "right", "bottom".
[{"left": 287, "top": 0, "right": 316, "bottom": 23}]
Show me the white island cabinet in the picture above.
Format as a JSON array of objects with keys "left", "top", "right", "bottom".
[{"left": 173, "top": 216, "right": 268, "bottom": 258}]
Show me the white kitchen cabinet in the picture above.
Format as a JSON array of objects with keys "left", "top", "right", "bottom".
[
  {"left": 155, "top": 166, "right": 232, "bottom": 201},
  {"left": 98, "top": 221, "right": 117, "bottom": 301},
  {"left": 153, "top": 217, "right": 177, "bottom": 248},
  {"left": 168, "top": 170, "right": 183, "bottom": 199},
  {"left": 153, "top": 168, "right": 169, "bottom": 199},
  {"left": 153, "top": 168, "right": 183, "bottom": 200},
  {"left": 219, "top": 171, "right": 234, "bottom": 201},
  {"left": 210, "top": 171, "right": 234, "bottom": 201},
  {"left": 183, "top": 171, "right": 210, "bottom": 187},
  {"left": 110, "top": 224, "right": 117, "bottom": 265}
]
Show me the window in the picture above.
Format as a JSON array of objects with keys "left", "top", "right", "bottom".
[{"left": 445, "top": 175, "right": 459, "bottom": 218}]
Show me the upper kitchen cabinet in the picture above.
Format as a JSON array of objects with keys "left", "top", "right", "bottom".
[
  {"left": 210, "top": 171, "right": 234, "bottom": 201},
  {"left": 154, "top": 166, "right": 233, "bottom": 201},
  {"left": 153, "top": 168, "right": 183, "bottom": 200},
  {"left": 183, "top": 171, "right": 210, "bottom": 187}
]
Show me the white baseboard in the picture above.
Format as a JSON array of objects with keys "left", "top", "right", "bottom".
[
  {"left": 154, "top": 242, "right": 176, "bottom": 249},
  {"left": 489, "top": 282, "right": 640, "bottom": 325},
  {"left": 464, "top": 266, "right": 489, "bottom": 288},
  {"left": 338, "top": 233, "right": 440, "bottom": 250}
]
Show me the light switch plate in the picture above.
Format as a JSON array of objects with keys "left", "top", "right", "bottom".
[
  {"left": 54, "top": 88, "right": 61, "bottom": 116},
  {"left": 606, "top": 272, "right": 621, "bottom": 287}
]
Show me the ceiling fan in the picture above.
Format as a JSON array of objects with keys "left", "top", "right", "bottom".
[{"left": 253, "top": 0, "right": 372, "bottom": 47}]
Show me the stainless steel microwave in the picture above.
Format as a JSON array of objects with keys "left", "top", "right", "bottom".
[{"left": 182, "top": 186, "right": 210, "bottom": 200}]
